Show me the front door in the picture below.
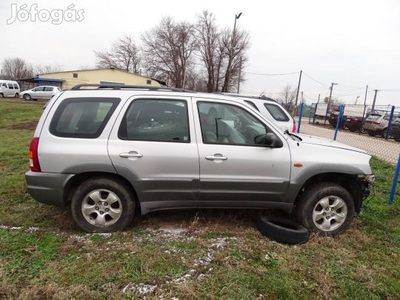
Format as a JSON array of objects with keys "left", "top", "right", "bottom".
[{"left": 195, "top": 100, "right": 291, "bottom": 206}]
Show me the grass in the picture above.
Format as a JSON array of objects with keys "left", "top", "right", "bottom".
[{"left": 0, "top": 98, "right": 399, "bottom": 299}]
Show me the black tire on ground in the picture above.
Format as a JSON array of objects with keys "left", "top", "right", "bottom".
[
  {"left": 23, "top": 94, "right": 31, "bottom": 101},
  {"left": 296, "top": 182, "right": 355, "bottom": 236},
  {"left": 256, "top": 216, "right": 310, "bottom": 245},
  {"left": 71, "top": 177, "right": 135, "bottom": 233}
]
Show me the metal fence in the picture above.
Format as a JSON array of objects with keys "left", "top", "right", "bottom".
[
  {"left": 296, "top": 103, "right": 400, "bottom": 204},
  {"left": 297, "top": 103, "right": 400, "bottom": 165}
]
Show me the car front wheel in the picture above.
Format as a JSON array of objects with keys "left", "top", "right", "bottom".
[
  {"left": 23, "top": 94, "right": 32, "bottom": 101},
  {"left": 71, "top": 177, "right": 135, "bottom": 233},
  {"left": 296, "top": 182, "right": 355, "bottom": 236}
]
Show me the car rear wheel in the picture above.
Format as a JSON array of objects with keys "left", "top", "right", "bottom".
[
  {"left": 71, "top": 177, "right": 135, "bottom": 233},
  {"left": 296, "top": 182, "right": 355, "bottom": 236},
  {"left": 23, "top": 94, "right": 31, "bottom": 101}
]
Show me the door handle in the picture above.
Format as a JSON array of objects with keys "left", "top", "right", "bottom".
[
  {"left": 205, "top": 154, "right": 227, "bottom": 161},
  {"left": 119, "top": 151, "right": 143, "bottom": 158}
]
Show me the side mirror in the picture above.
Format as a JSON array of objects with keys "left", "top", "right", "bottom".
[{"left": 255, "top": 133, "right": 283, "bottom": 148}]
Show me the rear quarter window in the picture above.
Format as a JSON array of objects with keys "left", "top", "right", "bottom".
[
  {"left": 49, "top": 97, "right": 120, "bottom": 138},
  {"left": 264, "top": 103, "right": 290, "bottom": 122}
]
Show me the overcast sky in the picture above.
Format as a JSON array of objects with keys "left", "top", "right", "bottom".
[{"left": 1, "top": 0, "right": 399, "bottom": 107}]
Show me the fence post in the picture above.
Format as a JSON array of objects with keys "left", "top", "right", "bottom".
[
  {"left": 297, "top": 102, "right": 304, "bottom": 133},
  {"left": 389, "top": 154, "right": 400, "bottom": 204},
  {"left": 333, "top": 105, "right": 344, "bottom": 141},
  {"left": 385, "top": 106, "right": 395, "bottom": 140},
  {"left": 312, "top": 103, "right": 318, "bottom": 125}
]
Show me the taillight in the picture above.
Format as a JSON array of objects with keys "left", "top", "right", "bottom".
[
  {"left": 372, "top": 121, "right": 381, "bottom": 125},
  {"left": 29, "top": 137, "right": 41, "bottom": 172},
  {"left": 292, "top": 122, "right": 297, "bottom": 133}
]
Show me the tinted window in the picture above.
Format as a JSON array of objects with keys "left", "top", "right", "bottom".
[
  {"left": 34, "top": 87, "right": 45, "bottom": 91},
  {"left": 118, "top": 99, "right": 190, "bottom": 142},
  {"left": 8, "top": 84, "right": 14, "bottom": 89},
  {"left": 198, "top": 102, "right": 268, "bottom": 146},
  {"left": 44, "top": 87, "right": 54, "bottom": 91},
  {"left": 13, "top": 84, "right": 19, "bottom": 89},
  {"left": 264, "top": 103, "right": 290, "bottom": 122},
  {"left": 50, "top": 98, "right": 120, "bottom": 138}
]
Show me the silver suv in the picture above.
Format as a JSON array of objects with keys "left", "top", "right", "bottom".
[{"left": 25, "top": 84, "right": 374, "bottom": 235}]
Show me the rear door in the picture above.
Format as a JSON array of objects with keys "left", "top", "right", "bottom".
[
  {"left": 108, "top": 95, "right": 200, "bottom": 213},
  {"left": 194, "top": 98, "right": 291, "bottom": 206}
]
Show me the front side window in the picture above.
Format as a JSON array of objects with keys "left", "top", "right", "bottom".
[
  {"left": 34, "top": 87, "right": 45, "bottom": 92},
  {"left": 118, "top": 99, "right": 189, "bottom": 142},
  {"left": 264, "top": 103, "right": 290, "bottom": 122},
  {"left": 50, "top": 98, "right": 120, "bottom": 138},
  {"left": 198, "top": 102, "right": 268, "bottom": 146}
]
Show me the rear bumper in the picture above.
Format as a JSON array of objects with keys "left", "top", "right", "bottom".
[{"left": 25, "top": 171, "right": 73, "bottom": 207}]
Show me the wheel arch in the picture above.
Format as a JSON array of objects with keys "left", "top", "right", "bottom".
[
  {"left": 294, "top": 173, "right": 364, "bottom": 213},
  {"left": 64, "top": 172, "right": 140, "bottom": 211}
]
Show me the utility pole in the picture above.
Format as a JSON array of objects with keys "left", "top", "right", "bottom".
[
  {"left": 371, "top": 89, "right": 378, "bottom": 112},
  {"left": 222, "top": 12, "right": 242, "bottom": 92},
  {"left": 294, "top": 70, "right": 302, "bottom": 107},
  {"left": 325, "top": 82, "right": 338, "bottom": 125}
]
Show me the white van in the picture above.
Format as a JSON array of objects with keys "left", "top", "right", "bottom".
[{"left": 0, "top": 80, "right": 20, "bottom": 98}]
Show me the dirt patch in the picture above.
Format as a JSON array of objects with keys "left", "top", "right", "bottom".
[{"left": 11, "top": 121, "right": 38, "bottom": 130}]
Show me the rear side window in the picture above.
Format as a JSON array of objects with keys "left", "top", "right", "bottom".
[
  {"left": 118, "top": 99, "right": 190, "bottom": 142},
  {"left": 50, "top": 98, "right": 120, "bottom": 138},
  {"left": 264, "top": 103, "right": 290, "bottom": 122}
]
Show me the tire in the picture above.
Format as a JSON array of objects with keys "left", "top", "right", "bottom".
[
  {"left": 256, "top": 216, "right": 310, "bottom": 245},
  {"left": 14, "top": 93, "right": 19, "bottom": 98},
  {"left": 296, "top": 182, "right": 355, "bottom": 236},
  {"left": 71, "top": 177, "right": 135, "bottom": 233},
  {"left": 23, "top": 94, "right": 31, "bottom": 101},
  {"left": 0, "top": 93, "right": 3, "bottom": 98}
]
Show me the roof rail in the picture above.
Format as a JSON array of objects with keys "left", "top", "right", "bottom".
[
  {"left": 219, "top": 92, "right": 277, "bottom": 103},
  {"left": 71, "top": 84, "right": 193, "bottom": 92}
]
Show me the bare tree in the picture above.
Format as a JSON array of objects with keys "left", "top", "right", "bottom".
[
  {"left": 141, "top": 17, "right": 198, "bottom": 88},
  {"left": 195, "top": 11, "right": 222, "bottom": 92},
  {"left": 1, "top": 58, "right": 33, "bottom": 80},
  {"left": 220, "top": 23, "right": 250, "bottom": 93},
  {"left": 34, "top": 63, "right": 62, "bottom": 75},
  {"left": 94, "top": 35, "right": 141, "bottom": 74},
  {"left": 279, "top": 84, "right": 297, "bottom": 112}
]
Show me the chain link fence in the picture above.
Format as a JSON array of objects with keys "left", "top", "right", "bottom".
[{"left": 297, "top": 103, "right": 400, "bottom": 165}]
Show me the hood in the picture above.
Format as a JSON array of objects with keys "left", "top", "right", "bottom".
[{"left": 296, "top": 134, "right": 367, "bottom": 154}]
